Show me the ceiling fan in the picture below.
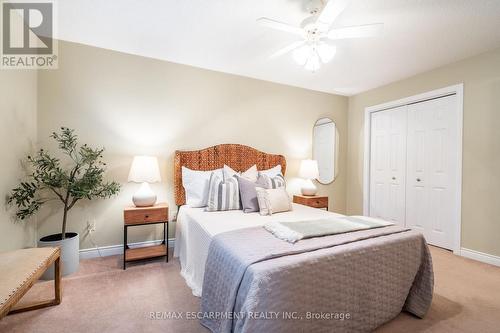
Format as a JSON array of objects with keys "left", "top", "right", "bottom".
[{"left": 257, "top": 0, "right": 383, "bottom": 72}]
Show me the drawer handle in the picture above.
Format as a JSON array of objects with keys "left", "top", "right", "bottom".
[{"left": 145, "top": 215, "right": 149, "bottom": 218}]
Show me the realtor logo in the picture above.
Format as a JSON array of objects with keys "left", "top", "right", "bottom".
[{"left": 1, "top": 0, "right": 57, "bottom": 69}]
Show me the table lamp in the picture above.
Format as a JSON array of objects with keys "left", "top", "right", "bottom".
[
  {"left": 128, "top": 156, "right": 161, "bottom": 207},
  {"left": 299, "top": 159, "right": 319, "bottom": 196}
]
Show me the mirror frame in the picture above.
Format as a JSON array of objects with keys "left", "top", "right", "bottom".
[{"left": 312, "top": 117, "right": 339, "bottom": 185}]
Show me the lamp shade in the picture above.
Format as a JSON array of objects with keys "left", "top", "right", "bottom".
[
  {"left": 299, "top": 159, "right": 319, "bottom": 179},
  {"left": 128, "top": 156, "right": 161, "bottom": 183}
]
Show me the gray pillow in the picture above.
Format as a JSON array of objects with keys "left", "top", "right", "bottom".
[{"left": 237, "top": 175, "right": 268, "bottom": 213}]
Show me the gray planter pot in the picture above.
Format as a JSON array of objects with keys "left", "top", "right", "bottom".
[{"left": 38, "top": 232, "right": 80, "bottom": 280}]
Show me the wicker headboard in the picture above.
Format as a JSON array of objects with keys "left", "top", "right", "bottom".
[{"left": 174, "top": 144, "right": 286, "bottom": 206}]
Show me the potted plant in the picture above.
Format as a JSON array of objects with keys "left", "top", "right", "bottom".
[{"left": 7, "top": 127, "right": 120, "bottom": 277}]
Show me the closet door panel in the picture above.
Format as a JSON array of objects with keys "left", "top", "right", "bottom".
[
  {"left": 369, "top": 106, "right": 407, "bottom": 226},
  {"left": 406, "top": 106, "right": 429, "bottom": 236},
  {"left": 369, "top": 112, "right": 389, "bottom": 220},
  {"left": 428, "top": 95, "right": 458, "bottom": 248}
]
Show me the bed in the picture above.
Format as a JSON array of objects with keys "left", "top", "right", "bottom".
[{"left": 173, "top": 144, "right": 433, "bottom": 333}]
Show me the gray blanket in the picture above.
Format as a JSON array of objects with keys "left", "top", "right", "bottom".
[{"left": 200, "top": 225, "right": 433, "bottom": 333}]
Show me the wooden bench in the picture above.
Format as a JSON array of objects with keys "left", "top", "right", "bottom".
[{"left": 0, "top": 247, "right": 61, "bottom": 319}]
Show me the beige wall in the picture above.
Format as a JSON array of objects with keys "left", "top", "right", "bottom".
[
  {"left": 0, "top": 70, "right": 38, "bottom": 251},
  {"left": 37, "top": 41, "right": 348, "bottom": 250},
  {"left": 347, "top": 47, "right": 500, "bottom": 257}
]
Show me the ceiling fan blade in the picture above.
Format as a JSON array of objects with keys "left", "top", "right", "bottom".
[
  {"left": 327, "top": 23, "right": 384, "bottom": 40},
  {"left": 317, "top": 0, "right": 350, "bottom": 29},
  {"left": 269, "top": 41, "right": 305, "bottom": 59},
  {"left": 257, "top": 17, "right": 304, "bottom": 37}
]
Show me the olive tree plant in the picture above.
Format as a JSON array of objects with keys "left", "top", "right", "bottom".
[{"left": 7, "top": 127, "right": 120, "bottom": 239}]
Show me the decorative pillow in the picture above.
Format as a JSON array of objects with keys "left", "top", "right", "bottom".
[
  {"left": 206, "top": 173, "right": 241, "bottom": 211},
  {"left": 256, "top": 187, "right": 292, "bottom": 216},
  {"left": 260, "top": 173, "right": 286, "bottom": 189},
  {"left": 182, "top": 166, "right": 223, "bottom": 207},
  {"left": 223, "top": 164, "right": 258, "bottom": 182},
  {"left": 241, "top": 165, "right": 258, "bottom": 182},
  {"left": 236, "top": 175, "right": 268, "bottom": 213},
  {"left": 259, "top": 165, "right": 282, "bottom": 178}
]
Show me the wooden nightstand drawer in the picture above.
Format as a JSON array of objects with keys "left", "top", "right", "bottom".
[
  {"left": 293, "top": 195, "right": 328, "bottom": 210},
  {"left": 308, "top": 197, "right": 328, "bottom": 208},
  {"left": 124, "top": 203, "right": 168, "bottom": 225}
]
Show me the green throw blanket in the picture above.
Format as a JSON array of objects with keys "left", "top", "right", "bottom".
[{"left": 263, "top": 216, "right": 394, "bottom": 243}]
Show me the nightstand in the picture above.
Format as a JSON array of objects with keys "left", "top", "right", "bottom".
[
  {"left": 123, "top": 203, "right": 168, "bottom": 270},
  {"left": 293, "top": 195, "right": 329, "bottom": 210}
]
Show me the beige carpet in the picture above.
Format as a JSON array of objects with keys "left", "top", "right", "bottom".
[{"left": 1, "top": 246, "right": 499, "bottom": 333}]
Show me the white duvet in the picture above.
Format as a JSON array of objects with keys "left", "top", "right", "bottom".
[{"left": 173, "top": 203, "right": 344, "bottom": 296}]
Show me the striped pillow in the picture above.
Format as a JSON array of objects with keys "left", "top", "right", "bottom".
[
  {"left": 206, "top": 172, "right": 241, "bottom": 211},
  {"left": 260, "top": 173, "right": 286, "bottom": 189}
]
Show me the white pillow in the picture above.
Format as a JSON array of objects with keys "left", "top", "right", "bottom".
[
  {"left": 181, "top": 166, "right": 223, "bottom": 207},
  {"left": 223, "top": 164, "right": 258, "bottom": 182},
  {"left": 259, "top": 165, "right": 282, "bottom": 178},
  {"left": 256, "top": 187, "right": 292, "bottom": 216}
]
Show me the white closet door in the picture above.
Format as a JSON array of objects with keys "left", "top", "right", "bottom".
[
  {"left": 406, "top": 95, "right": 458, "bottom": 249},
  {"left": 369, "top": 106, "right": 407, "bottom": 226}
]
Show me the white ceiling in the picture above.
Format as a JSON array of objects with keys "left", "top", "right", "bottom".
[{"left": 56, "top": 0, "right": 500, "bottom": 95}]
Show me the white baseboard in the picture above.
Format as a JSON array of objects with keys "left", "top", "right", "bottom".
[
  {"left": 79, "top": 239, "right": 175, "bottom": 260},
  {"left": 460, "top": 248, "right": 500, "bottom": 267}
]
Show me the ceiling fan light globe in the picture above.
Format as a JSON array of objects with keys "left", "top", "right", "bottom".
[
  {"left": 304, "top": 53, "right": 320, "bottom": 72},
  {"left": 292, "top": 45, "right": 310, "bottom": 66},
  {"left": 317, "top": 43, "right": 336, "bottom": 63}
]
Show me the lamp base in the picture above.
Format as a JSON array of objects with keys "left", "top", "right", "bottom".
[
  {"left": 301, "top": 179, "right": 318, "bottom": 196},
  {"left": 132, "top": 182, "right": 157, "bottom": 207}
]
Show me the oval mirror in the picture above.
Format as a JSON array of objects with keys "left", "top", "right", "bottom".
[{"left": 313, "top": 118, "right": 338, "bottom": 184}]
